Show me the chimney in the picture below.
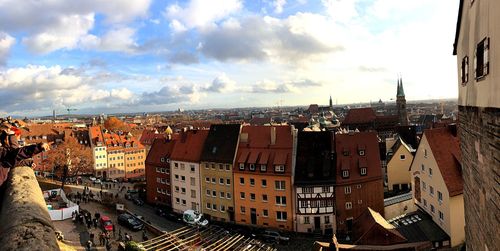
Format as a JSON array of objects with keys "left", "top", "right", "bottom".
[
  {"left": 270, "top": 127, "right": 276, "bottom": 145},
  {"left": 240, "top": 133, "right": 248, "bottom": 143}
]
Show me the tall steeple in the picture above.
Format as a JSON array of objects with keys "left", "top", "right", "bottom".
[
  {"left": 396, "top": 75, "right": 408, "bottom": 126},
  {"left": 329, "top": 95, "right": 333, "bottom": 110}
]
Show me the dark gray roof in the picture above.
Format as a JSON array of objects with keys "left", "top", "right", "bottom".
[
  {"left": 294, "top": 131, "right": 335, "bottom": 185},
  {"left": 390, "top": 210, "right": 449, "bottom": 243},
  {"left": 200, "top": 124, "right": 241, "bottom": 164}
]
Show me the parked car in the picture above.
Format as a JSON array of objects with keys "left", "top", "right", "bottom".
[
  {"left": 117, "top": 214, "right": 144, "bottom": 231},
  {"left": 164, "top": 211, "right": 183, "bottom": 223},
  {"left": 183, "top": 210, "right": 208, "bottom": 227},
  {"left": 93, "top": 179, "right": 102, "bottom": 184},
  {"left": 133, "top": 198, "right": 144, "bottom": 206},
  {"left": 260, "top": 230, "right": 290, "bottom": 244},
  {"left": 100, "top": 216, "right": 114, "bottom": 232},
  {"left": 89, "top": 176, "right": 96, "bottom": 181}
]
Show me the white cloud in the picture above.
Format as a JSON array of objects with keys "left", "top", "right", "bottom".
[
  {"left": 250, "top": 80, "right": 300, "bottom": 93},
  {"left": 164, "top": 0, "right": 242, "bottom": 31},
  {"left": 273, "top": 0, "right": 287, "bottom": 14},
  {"left": 81, "top": 27, "right": 138, "bottom": 53},
  {"left": 203, "top": 74, "right": 236, "bottom": 93},
  {"left": 0, "top": 32, "right": 15, "bottom": 65}
]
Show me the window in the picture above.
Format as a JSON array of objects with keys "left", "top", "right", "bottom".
[
  {"left": 324, "top": 216, "right": 330, "bottom": 224},
  {"left": 424, "top": 149, "right": 428, "bottom": 158},
  {"left": 205, "top": 177, "right": 210, "bottom": 183},
  {"left": 156, "top": 167, "right": 160, "bottom": 173},
  {"left": 275, "top": 196, "right": 286, "bottom": 205},
  {"left": 421, "top": 164, "right": 425, "bottom": 171},
  {"left": 250, "top": 193, "right": 256, "bottom": 201},
  {"left": 358, "top": 150, "right": 365, "bottom": 156},
  {"left": 206, "top": 189, "right": 210, "bottom": 196},
  {"left": 181, "top": 188, "right": 186, "bottom": 194},
  {"left": 239, "top": 177, "right": 244, "bottom": 185},
  {"left": 175, "top": 186, "right": 180, "bottom": 192},
  {"left": 206, "top": 203, "right": 211, "bottom": 209},
  {"left": 240, "top": 192, "right": 245, "bottom": 199},
  {"left": 240, "top": 206, "right": 246, "bottom": 214},
  {"left": 226, "top": 193, "right": 231, "bottom": 199},
  {"left": 249, "top": 163, "right": 255, "bottom": 171},
  {"left": 342, "top": 170, "right": 349, "bottom": 178},
  {"left": 190, "top": 177, "right": 196, "bottom": 186},
  {"left": 156, "top": 177, "right": 161, "bottom": 183},
  {"left": 212, "top": 190, "right": 216, "bottom": 197},
  {"left": 175, "top": 198, "right": 180, "bottom": 204},
  {"left": 304, "top": 217, "right": 310, "bottom": 224},
  {"left": 276, "top": 211, "right": 287, "bottom": 221},
  {"left": 212, "top": 204, "right": 217, "bottom": 210},
  {"left": 439, "top": 211, "right": 444, "bottom": 221},
  {"left": 190, "top": 165, "right": 195, "bottom": 172},
  {"left": 226, "top": 179, "right": 231, "bottom": 185},
  {"left": 475, "top": 37, "right": 490, "bottom": 79},
  {"left": 400, "top": 154, "right": 406, "bottom": 160},
  {"left": 191, "top": 189, "right": 196, "bottom": 198},
  {"left": 300, "top": 200, "right": 308, "bottom": 208},
  {"left": 431, "top": 204, "right": 435, "bottom": 213},
  {"left": 204, "top": 163, "right": 209, "bottom": 169},
  {"left": 160, "top": 157, "right": 165, "bottom": 163},
  {"left": 218, "top": 164, "right": 223, "bottom": 170},
  {"left": 422, "top": 181, "right": 427, "bottom": 191},
  {"left": 211, "top": 177, "right": 216, "bottom": 184},
  {"left": 344, "top": 186, "right": 351, "bottom": 194},
  {"left": 174, "top": 174, "right": 179, "bottom": 180},
  {"left": 211, "top": 163, "right": 215, "bottom": 170},
  {"left": 239, "top": 163, "right": 245, "bottom": 170},
  {"left": 360, "top": 168, "right": 367, "bottom": 176},
  {"left": 262, "top": 194, "right": 268, "bottom": 202},
  {"left": 429, "top": 168, "right": 433, "bottom": 177},
  {"left": 225, "top": 164, "right": 231, "bottom": 171},
  {"left": 263, "top": 209, "right": 268, "bottom": 217},
  {"left": 219, "top": 178, "right": 224, "bottom": 185},
  {"left": 182, "top": 199, "right": 186, "bottom": 205},
  {"left": 275, "top": 181, "right": 285, "bottom": 190},
  {"left": 322, "top": 186, "right": 330, "bottom": 193},
  {"left": 250, "top": 178, "right": 255, "bottom": 186},
  {"left": 430, "top": 186, "right": 434, "bottom": 196},
  {"left": 220, "top": 205, "right": 226, "bottom": 212},
  {"left": 303, "top": 187, "right": 313, "bottom": 193},
  {"left": 274, "top": 165, "right": 285, "bottom": 172},
  {"left": 220, "top": 191, "right": 225, "bottom": 198},
  {"left": 181, "top": 176, "right": 186, "bottom": 182},
  {"left": 423, "top": 199, "right": 427, "bottom": 207},
  {"left": 261, "top": 179, "right": 267, "bottom": 187},
  {"left": 345, "top": 202, "right": 352, "bottom": 210},
  {"left": 438, "top": 191, "right": 443, "bottom": 204},
  {"left": 260, "top": 164, "right": 267, "bottom": 172},
  {"left": 461, "top": 56, "right": 469, "bottom": 84},
  {"left": 180, "top": 163, "right": 185, "bottom": 170},
  {"left": 343, "top": 150, "right": 350, "bottom": 156}
]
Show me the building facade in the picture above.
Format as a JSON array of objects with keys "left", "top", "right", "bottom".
[
  {"left": 410, "top": 127, "right": 464, "bottom": 247},
  {"left": 145, "top": 134, "right": 176, "bottom": 208},
  {"left": 170, "top": 130, "right": 209, "bottom": 214},
  {"left": 294, "top": 131, "right": 336, "bottom": 235},
  {"left": 453, "top": 0, "right": 500, "bottom": 250},
  {"left": 89, "top": 126, "right": 108, "bottom": 178},
  {"left": 334, "top": 131, "right": 384, "bottom": 236},
  {"left": 233, "top": 125, "right": 297, "bottom": 230},
  {"left": 386, "top": 137, "right": 414, "bottom": 192},
  {"left": 200, "top": 124, "right": 241, "bottom": 222}
]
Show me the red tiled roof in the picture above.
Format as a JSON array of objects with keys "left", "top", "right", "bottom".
[
  {"left": 424, "top": 127, "right": 463, "bottom": 197},
  {"left": 247, "top": 151, "right": 259, "bottom": 164},
  {"left": 343, "top": 108, "right": 377, "bottom": 125},
  {"left": 234, "top": 125, "right": 294, "bottom": 175},
  {"left": 140, "top": 129, "right": 165, "bottom": 146},
  {"left": 170, "top": 129, "right": 209, "bottom": 163},
  {"left": 249, "top": 117, "right": 271, "bottom": 126},
  {"left": 146, "top": 136, "right": 178, "bottom": 165}
]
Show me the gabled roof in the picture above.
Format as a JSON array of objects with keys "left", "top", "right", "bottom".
[
  {"left": 423, "top": 126, "right": 463, "bottom": 196},
  {"left": 249, "top": 117, "right": 272, "bottom": 126},
  {"left": 295, "top": 131, "right": 335, "bottom": 184},
  {"left": 343, "top": 108, "right": 377, "bottom": 125},
  {"left": 170, "top": 129, "right": 209, "bottom": 163},
  {"left": 140, "top": 129, "right": 165, "bottom": 146},
  {"left": 352, "top": 207, "right": 407, "bottom": 245},
  {"left": 146, "top": 136, "right": 177, "bottom": 166},
  {"left": 387, "top": 137, "right": 415, "bottom": 162},
  {"left": 200, "top": 124, "right": 241, "bottom": 164}
]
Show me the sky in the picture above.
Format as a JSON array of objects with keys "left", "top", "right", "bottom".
[{"left": 0, "top": 0, "right": 460, "bottom": 116}]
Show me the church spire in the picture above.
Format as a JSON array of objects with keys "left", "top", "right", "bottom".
[
  {"left": 397, "top": 76, "right": 405, "bottom": 97},
  {"left": 329, "top": 95, "right": 333, "bottom": 109}
]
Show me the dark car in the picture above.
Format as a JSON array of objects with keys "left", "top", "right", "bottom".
[
  {"left": 117, "top": 213, "right": 144, "bottom": 231},
  {"left": 164, "top": 211, "right": 182, "bottom": 223},
  {"left": 260, "top": 230, "right": 290, "bottom": 244},
  {"left": 133, "top": 198, "right": 144, "bottom": 206}
]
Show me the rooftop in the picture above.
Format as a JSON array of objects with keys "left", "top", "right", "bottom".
[
  {"left": 294, "top": 131, "right": 335, "bottom": 184},
  {"left": 200, "top": 124, "right": 241, "bottom": 164}
]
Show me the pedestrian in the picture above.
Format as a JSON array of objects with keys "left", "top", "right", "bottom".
[
  {"left": 89, "top": 231, "right": 95, "bottom": 244},
  {"left": 87, "top": 219, "right": 92, "bottom": 229},
  {"left": 93, "top": 218, "right": 98, "bottom": 228},
  {"left": 86, "top": 240, "right": 92, "bottom": 251}
]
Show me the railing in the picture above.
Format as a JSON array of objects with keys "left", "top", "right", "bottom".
[{"left": 0, "top": 166, "right": 60, "bottom": 250}]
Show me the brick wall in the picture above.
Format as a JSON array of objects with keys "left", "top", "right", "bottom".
[{"left": 458, "top": 106, "right": 500, "bottom": 251}]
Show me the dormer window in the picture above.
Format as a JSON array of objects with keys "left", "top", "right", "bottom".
[
  {"left": 275, "top": 165, "right": 285, "bottom": 173},
  {"left": 343, "top": 150, "right": 350, "bottom": 156},
  {"left": 160, "top": 157, "right": 165, "bottom": 163},
  {"left": 360, "top": 168, "right": 367, "bottom": 176},
  {"left": 342, "top": 170, "right": 349, "bottom": 178},
  {"left": 239, "top": 163, "right": 245, "bottom": 170},
  {"left": 260, "top": 164, "right": 267, "bottom": 172},
  {"left": 358, "top": 150, "right": 365, "bottom": 156},
  {"left": 249, "top": 164, "right": 255, "bottom": 171}
]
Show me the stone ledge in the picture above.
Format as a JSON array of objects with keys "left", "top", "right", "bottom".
[{"left": 0, "top": 166, "right": 60, "bottom": 251}]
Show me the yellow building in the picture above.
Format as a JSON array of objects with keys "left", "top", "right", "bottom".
[
  {"left": 200, "top": 124, "right": 241, "bottom": 222},
  {"left": 386, "top": 137, "right": 415, "bottom": 191},
  {"left": 410, "top": 126, "right": 464, "bottom": 247}
]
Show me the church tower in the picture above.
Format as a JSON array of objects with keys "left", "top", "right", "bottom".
[
  {"left": 397, "top": 77, "right": 409, "bottom": 126},
  {"left": 329, "top": 95, "right": 333, "bottom": 111}
]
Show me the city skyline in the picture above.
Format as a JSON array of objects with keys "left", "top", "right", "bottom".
[{"left": 0, "top": 0, "right": 459, "bottom": 116}]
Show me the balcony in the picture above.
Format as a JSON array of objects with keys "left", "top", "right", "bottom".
[{"left": 0, "top": 166, "right": 60, "bottom": 250}]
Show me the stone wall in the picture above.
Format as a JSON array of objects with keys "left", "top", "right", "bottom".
[
  {"left": 458, "top": 106, "right": 500, "bottom": 250},
  {"left": 0, "top": 166, "right": 60, "bottom": 251}
]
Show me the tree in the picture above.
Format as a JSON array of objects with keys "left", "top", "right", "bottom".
[
  {"left": 46, "top": 136, "right": 94, "bottom": 178},
  {"left": 104, "top": 117, "right": 129, "bottom": 132}
]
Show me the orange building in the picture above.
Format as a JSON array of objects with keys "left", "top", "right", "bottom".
[{"left": 233, "top": 125, "right": 297, "bottom": 230}]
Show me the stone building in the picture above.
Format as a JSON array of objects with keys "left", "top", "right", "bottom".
[{"left": 453, "top": 0, "right": 500, "bottom": 249}]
